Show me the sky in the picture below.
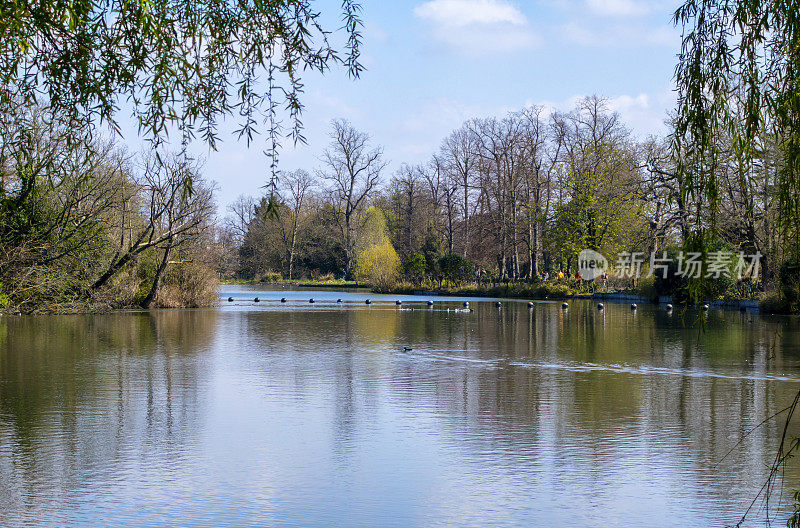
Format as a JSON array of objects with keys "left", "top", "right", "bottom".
[{"left": 133, "top": 0, "right": 685, "bottom": 212}]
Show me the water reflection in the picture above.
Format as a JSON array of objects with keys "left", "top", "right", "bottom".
[
  {"left": 1, "top": 296, "right": 800, "bottom": 527},
  {"left": 0, "top": 311, "right": 215, "bottom": 526}
]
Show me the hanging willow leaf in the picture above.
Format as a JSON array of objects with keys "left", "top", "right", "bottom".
[
  {"left": 0, "top": 0, "right": 363, "bottom": 169},
  {"left": 674, "top": 0, "right": 800, "bottom": 256}
]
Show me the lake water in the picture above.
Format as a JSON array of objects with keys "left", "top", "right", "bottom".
[{"left": 2, "top": 285, "right": 800, "bottom": 527}]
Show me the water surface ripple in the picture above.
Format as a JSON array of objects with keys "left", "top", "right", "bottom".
[{"left": 1, "top": 285, "right": 799, "bottom": 527}]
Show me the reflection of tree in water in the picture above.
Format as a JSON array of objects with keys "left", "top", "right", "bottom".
[
  {"left": 383, "top": 304, "right": 800, "bottom": 519},
  {"left": 233, "top": 303, "right": 800, "bottom": 506},
  {"left": 3, "top": 303, "right": 799, "bottom": 524},
  {"left": 234, "top": 308, "right": 394, "bottom": 462},
  {"left": 0, "top": 310, "right": 216, "bottom": 525}
]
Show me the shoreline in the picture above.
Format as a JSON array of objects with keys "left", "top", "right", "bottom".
[
  {"left": 0, "top": 283, "right": 779, "bottom": 315},
  {"left": 221, "top": 279, "right": 363, "bottom": 289},
  {"left": 379, "top": 283, "right": 768, "bottom": 313}
]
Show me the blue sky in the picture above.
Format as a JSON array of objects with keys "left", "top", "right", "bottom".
[{"left": 170, "top": 0, "right": 684, "bottom": 211}]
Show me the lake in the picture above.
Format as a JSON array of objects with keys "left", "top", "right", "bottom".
[{"left": 2, "top": 284, "right": 800, "bottom": 527}]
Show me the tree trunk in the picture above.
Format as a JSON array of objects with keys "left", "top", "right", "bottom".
[
  {"left": 288, "top": 216, "right": 298, "bottom": 280},
  {"left": 142, "top": 243, "right": 171, "bottom": 308},
  {"left": 91, "top": 250, "right": 137, "bottom": 291},
  {"left": 463, "top": 180, "right": 469, "bottom": 258}
]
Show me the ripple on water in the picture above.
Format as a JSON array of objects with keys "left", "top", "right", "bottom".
[{"left": 0, "top": 296, "right": 798, "bottom": 527}]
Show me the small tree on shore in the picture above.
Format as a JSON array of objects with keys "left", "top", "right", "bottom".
[{"left": 354, "top": 240, "right": 401, "bottom": 289}]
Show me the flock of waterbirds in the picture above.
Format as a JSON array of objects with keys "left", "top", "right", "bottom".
[
  {"left": 226, "top": 296, "right": 476, "bottom": 312},
  {"left": 223, "top": 296, "right": 752, "bottom": 356},
  {"left": 223, "top": 296, "right": 713, "bottom": 314}
]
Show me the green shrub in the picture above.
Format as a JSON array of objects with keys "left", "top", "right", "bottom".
[
  {"left": 534, "top": 283, "right": 576, "bottom": 298},
  {"left": 421, "top": 229, "right": 444, "bottom": 274},
  {"left": 403, "top": 253, "right": 426, "bottom": 278},
  {"left": 636, "top": 276, "right": 657, "bottom": 301},
  {"left": 259, "top": 271, "right": 282, "bottom": 283},
  {"left": 653, "top": 237, "right": 737, "bottom": 304},
  {"left": 438, "top": 253, "right": 474, "bottom": 283},
  {"left": 779, "top": 258, "right": 800, "bottom": 312}
]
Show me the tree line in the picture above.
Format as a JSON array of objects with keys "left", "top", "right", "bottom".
[
  {"left": 221, "top": 95, "right": 788, "bottom": 305},
  {"left": 2, "top": 93, "right": 787, "bottom": 312}
]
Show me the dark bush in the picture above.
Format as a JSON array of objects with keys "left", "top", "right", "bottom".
[
  {"left": 403, "top": 253, "right": 426, "bottom": 279},
  {"left": 779, "top": 258, "right": 800, "bottom": 312},
  {"left": 438, "top": 253, "right": 475, "bottom": 283},
  {"left": 421, "top": 230, "right": 444, "bottom": 274},
  {"left": 653, "top": 236, "right": 737, "bottom": 304}
]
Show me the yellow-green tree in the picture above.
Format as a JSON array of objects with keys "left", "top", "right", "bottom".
[
  {"left": 354, "top": 208, "right": 400, "bottom": 288},
  {"left": 354, "top": 240, "right": 401, "bottom": 289},
  {"left": 357, "top": 206, "right": 391, "bottom": 254}
]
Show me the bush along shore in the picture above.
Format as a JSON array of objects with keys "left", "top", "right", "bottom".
[
  {"left": 359, "top": 248, "right": 793, "bottom": 314},
  {"left": 382, "top": 281, "right": 589, "bottom": 300},
  {"left": 0, "top": 102, "right": 219, "bottom": 315},
  {"left": 222, "top": 247, "right": 794, "bottom": 314},
  {"left": 222, "top": 274, "right": 361, "bottom": 289}
]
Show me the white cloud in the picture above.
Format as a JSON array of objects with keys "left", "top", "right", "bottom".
[
  {"left": 414, "top": 0, "right": 538, "bottom": 54},
  {"left": 608, "top": 93, "right": 650, "bottom": 112},
  {"left": 414, "top": 0, "right": 527, "bottom": 27},
  {"left": 528, "top": 90, "right": 675, "bottom": 137},
  {"left": 608, "top": 93, "right": 654, "bottom": 132},
  {"left": 559, "top": 22, "right": 679, "bottom": 47},
  {"left": 586, "top": 0, "right": 650, "bottom": 17},
  {"left": 608, "top": 90, "right": 676, "bottom": 137}
]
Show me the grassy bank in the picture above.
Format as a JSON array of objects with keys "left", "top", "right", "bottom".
[
  {"left": 380, "top": 281, "right": 594, "bottom": 300},
  {"left": 222, "top": 278, "right": 362, "bottom": 288},
  {"left": 380, "top": 280, "right": 786, "bottom": 313}
]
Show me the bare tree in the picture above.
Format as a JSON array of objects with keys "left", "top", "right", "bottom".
[
  {"left": 390, "top": 163, "right": 425, "bottom": 256},
  {"left": 278, "top": 169, "right": 314, "bottom": 279},
  {"left": 470, "top": 115, "right": 524, "bottom": 279},
  {"left": 225, "top": 195, "right": 256, "bottom": 245},
  {"left": 421, "top": 154, "right": 458, "bottom": 254},
  {"left": 519, "top": 106, "right": 550, "bottom": 278},
  {"left": 91, "top": 152, "right": 214, "bottom": 297},
  {"left": 320, "top": 119, "right": 387, "bottom": 277},
  {"left": 441, "top": 124, "right": 478, "bottom": 257}
]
